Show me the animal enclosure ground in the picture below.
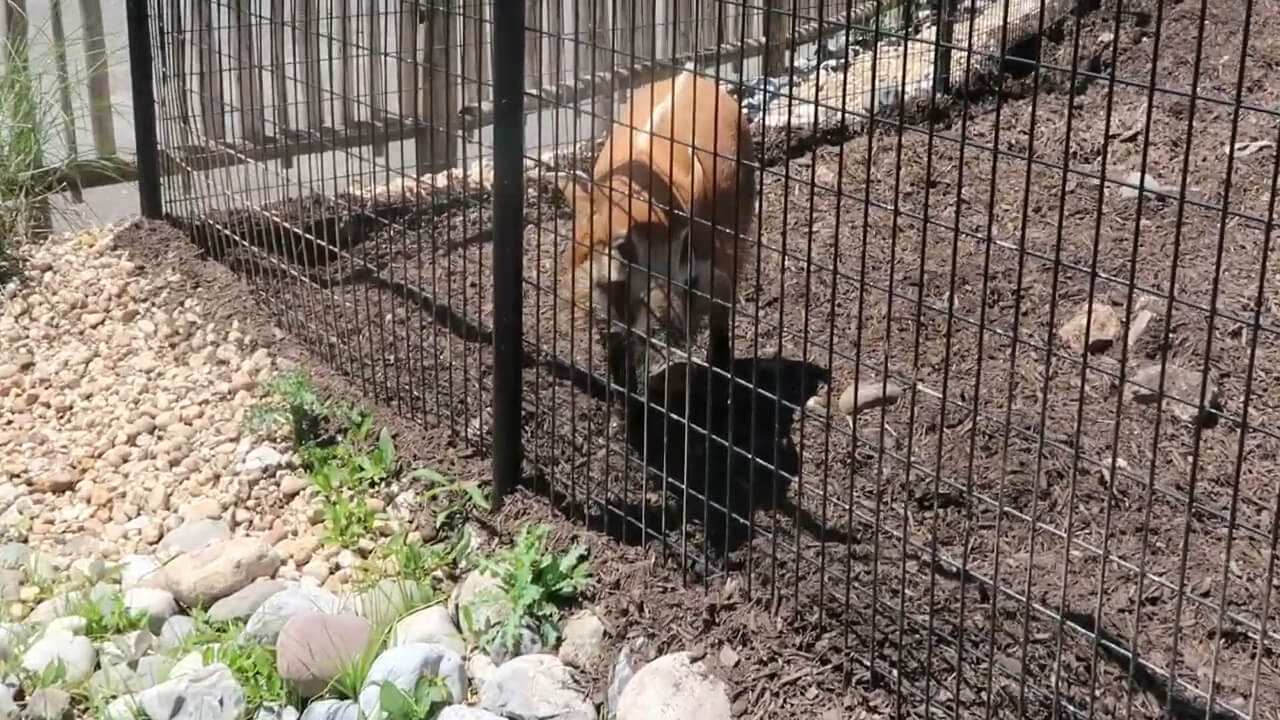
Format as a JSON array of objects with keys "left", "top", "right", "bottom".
[{"left": 161, "top": 0, "right": 1280, "bottom": 717}]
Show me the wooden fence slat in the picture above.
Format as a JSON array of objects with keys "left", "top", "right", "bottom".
[
  {"left": 48, "top": 0, "right": 82, "bottom": 201},
  {"left": 299, "top": 0, "right": 324, "bottom": 131},
  {"left": 339, "top": 0, "right": 356, "bottom": 125},
  {"left": 524, "top": 0, "right": 541, "bottom": 87},
  {"left": 269, "top": 0, "right": 293, "bottom": 168},
  {"left": 675, "top": 0, "right": 694, "bottom": 55},
  {"left": 367, "top": 0, "right": 386, "bottom": 156},
  {"left": 397, "top": 0, "right": 420, "bottom": 165},
  {"left": 419, "top": 0, "right": 456, "bottom": 172},
  {"left": 588, "top": 0, "right": 611, "bottom": 133},
  {"left": 544, "top": 0, "right": 563, "bottom": 87},
  {"left": 461, "top": 0, "right": 482, "bottom": 104},
  {"left": 232, "top": 0, "right": 266, "bottom": 145},
  {"left": 764, "top": 0, "right": 790, "bottom": 75},
  {"left": 79, "top": 0, "right": 118, "bottom": 155},
  {"left": 479, "top": 0, "right": 492, "bottom": 102}
]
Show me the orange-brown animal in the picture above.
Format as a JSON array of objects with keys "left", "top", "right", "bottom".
[{"left": 555, "top": 71, "right": 757, "bottom": 386}]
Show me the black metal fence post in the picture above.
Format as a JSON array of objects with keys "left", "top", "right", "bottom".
[
  {"left": 490, "top": 0, "right": 526, "bottom": 508},
  {"left": 932, "top": 0, "right": 955, "bottom": 98},
  {"left": 126, "top": 0, "right": 162, "bottom": 219}
]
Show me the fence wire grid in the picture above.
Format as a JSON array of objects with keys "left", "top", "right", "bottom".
[{"left": 128, "top": 0, "right": 1280, "bottom": 716}]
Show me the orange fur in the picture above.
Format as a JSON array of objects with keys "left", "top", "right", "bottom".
[{"left": 557, "top": 71, "right": 757, "bottom": 352}]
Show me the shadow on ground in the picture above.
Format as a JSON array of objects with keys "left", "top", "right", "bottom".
[{"left": 528, "top": 353, "right": 856, "bottom": 576}]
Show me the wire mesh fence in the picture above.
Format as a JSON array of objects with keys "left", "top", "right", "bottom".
[{"left": 129, "top": 0, "right": 1279, "bottom": 715}]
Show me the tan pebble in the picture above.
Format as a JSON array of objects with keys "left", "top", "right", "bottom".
[
  {"left": 89, "top": 485, "right": 111, "bottom": 507},
  {"left": 183, "top": 497, "right": 222, "bottom": 520},
  {"left": 141, "top": 524, "right": 163, "bottom": 544},
  {"left": 229, "top": 373, "right": 255, "bottom": 394},
  {"left": 146, "top": 485, "right": 169, "bottom": 511},
  {"left": 169, "top": 423, "right": 196, "bottom": 441}
]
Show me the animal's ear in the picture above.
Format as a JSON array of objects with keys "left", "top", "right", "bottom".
[{"left": 551, "top": 171, "right": 594, "bottom": 211}]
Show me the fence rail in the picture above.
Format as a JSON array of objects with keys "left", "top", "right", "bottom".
[{"left": 131, "top": 0, "right": 1280, "bottom": 716}]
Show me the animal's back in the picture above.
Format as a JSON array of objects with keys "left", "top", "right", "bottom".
[{"left": 608, "top": 72, "right": 757, "bottom": 286}]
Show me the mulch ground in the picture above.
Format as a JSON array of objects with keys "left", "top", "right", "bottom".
[{"left": 122, "top": 0, "right": 1280, "bottom": 716}]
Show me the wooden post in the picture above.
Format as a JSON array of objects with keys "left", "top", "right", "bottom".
[
  {"left": 575, "top": 0, "right": 610, "bottom": 135},
  {"left": 79, "top": 0, "right": 118, "bottom": 155},
  {"left": 524, "top": 0, "right": 541, "bottom": 88},
  {"left": 339, "top": 0, "right": 357, "bottom": 126},
  {"left": 764, "top": 0, "right": 790, "bottom": 76},
  {"left": 399, "top": 0, "right": 421, "bottom": 169},
  {"left": 269, "top": 0, "right": 293, "bottom": 169},
  {"left": 367, "top": 0, "right": 387, "bottom": 157},
  {"left": 300, "top": 0, "right": 324, "bottom": 132},
  {"left": 419, "top": 0, "right": 458, "bottom": 172},
  {"left": 49, "top": 0, "right": 82, "bottom": 202},
  {"left": 932, "top": 0, "right": 955, "bottom": 97},
  {"left": 232, "top": 0, "right": 265, "bottom": 146},
  {"left": 461, "top": 0, "right": 483, "bottom": 105}
]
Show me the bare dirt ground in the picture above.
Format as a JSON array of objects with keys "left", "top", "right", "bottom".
[{"left": 147, "top": 0, "right": 1280, "bottom": 717}]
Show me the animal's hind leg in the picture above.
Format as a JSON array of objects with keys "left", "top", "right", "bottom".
[
  {"left": 705, "top": 265, "right": 735, "bottom": 373},
  {"left": 709, "top": 301, "right": 732, "bottom": 372}
]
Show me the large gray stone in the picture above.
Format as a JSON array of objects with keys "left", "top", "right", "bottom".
[
  {"left": 0, "top": 569, "right": 21, "bottom": 601},
  {"left": 254, "top": 703, "right": 301, "bottom": 720},
  {"left": 123, "top": 588, "right": 178, "bottom": 633},
  {"left": 158, "top": 615, "right": 197, "bottom": 651},
  {"left": 207, "top": 579, "right": 288, "bottom": 623},
  {"left": 157, "top": 519, "right": 232, "bottom": 560},
  {"left": 98, "top": 629, "right": 155, "bottom": 668},
  {"left": 478, "top": 654, "right": 594, "bottom": 720},
  {"left": 0, "top": 624, "right": 30, "bottom": 662},
  {"left": 448, "top": 570, "right": 510, "bottom": 641},
  {"left": 557, "top": 610, "right": 606, "bottom": 670},
  {"left": 0, "top": 685, "right": 15, "bottom": 720},
  {"left": 24, "top": 687, "right": 71, "bottom": 720},
  {"left": 275, "top": 612, "right": 373, "bottom": 698},
  {"left": 298, "top": 699, "right": 360, "bottom": 720},
  {"left": 615, "top": 651, "right": 731, "bottom": 720},
  {"left": 20, "top": 629, "right": 96, "bottom": 684},
  {"left": 437, "top": 707, "right": 504, "bottom": 720},
  {"left": 163, "top": 537, "right": 280, "bottom": 608},
  {"left": 390, "top": 605, "right": 464, "bottom": 655},
  {"left": 243, "top": 586, "right": 341, "bottom": 645},
  {"left": 90, "top": 663, "right": 150, "bottom": 698},
  {"left": 119, "top": 554, "right": 163, "bottom": 591},
  {"left": 137, "top": 663, "right": 245, "bottom": 720},
  {"left": 353, "top": 578, "right": 428, "bottom": 628},
  {"left": 0, "top": 543, "right": 30, "bottom": 570},
  {"left": 102, "top": 696, "right": 139, "bottom": 720},
  {"left": 357, "top": 643, "right": 466, "bottom": 719}
]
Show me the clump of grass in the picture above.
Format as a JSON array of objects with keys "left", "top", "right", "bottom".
[
  {"left": 0, "top": 36, "right": 54, "bottom": 282},
  {"left": 0, "top": 25, "right": 128, "bottom": 284},
  {"left": 473, "top": 524, "right": 590, "bottom": 654},
  {"left": 178, "top": 611, "right": 295, "bottom": 712},
  {"left": 250, "top": 371, "right": 488, "bottom": 555},
  {"left": 72, "top": 592, "right": 149, "bottom": 639},
  {"left": 376, "top": 675, "right": 453, "bottom": 720},
  {"left": 246, "top": 369, "right": 336, "bottom": 449}
]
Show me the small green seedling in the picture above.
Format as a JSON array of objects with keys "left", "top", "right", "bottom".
[
  {"left": 247, "top": 370, "right": 334, "bottom": 448},
  {"left": 377, "top": 676, "right": 452, "bottom": 720},
  {"left": 476, "top": 524, "right": 591, "bottom": 654},
  {"left": 410, "top": 467, "right": 491, "bottom": 531},
  {"left": 75, "top": 593, "right": 149, "bottom": 639}
]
